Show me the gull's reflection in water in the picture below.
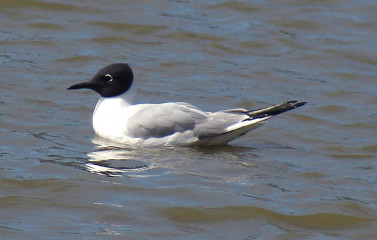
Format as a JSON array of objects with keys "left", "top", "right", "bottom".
[
  {"left": 86, "top": 137, "right": 258, "bottom": 177},
  {"left": 85, "top": 137, "right": 151, "bottom": 177}
]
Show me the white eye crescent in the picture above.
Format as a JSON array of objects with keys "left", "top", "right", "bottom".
[{"left": 105, "top": 74, "right": 113, "bottom": 82}]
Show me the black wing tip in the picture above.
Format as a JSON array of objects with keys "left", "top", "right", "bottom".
[
  {"left": 291, "top": 101, "right": 307, "bottom": 108},
  {"left": 278, "top": 101, "right": 307, "bottom": 115},
  {"left": 247, "top": 100, "right": 307, "bottom": 118}
]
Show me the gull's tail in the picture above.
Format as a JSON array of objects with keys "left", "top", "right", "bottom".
[{"left": 194, "top": 100, "right": 306, "bottom": 146}]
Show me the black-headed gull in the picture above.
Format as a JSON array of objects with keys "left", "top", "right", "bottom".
[{"left": 68, "top": 63, "right": 305, "bottom": 146}]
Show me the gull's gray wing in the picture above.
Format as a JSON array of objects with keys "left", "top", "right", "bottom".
[
  {"left": 126, "top": 100, "right": 306, "bottom": 145},
  {"left": 126, "top": 102, "right": 208, "bottom": 138}
]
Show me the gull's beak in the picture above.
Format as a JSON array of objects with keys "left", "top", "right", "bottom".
[
  {"left": 67, "top": 81, "right": 92, "bottom": 90},
  {"left": 67, "top": 77, "right": 104, "bottom": 96}
]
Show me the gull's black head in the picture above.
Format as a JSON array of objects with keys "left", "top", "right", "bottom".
[{"left": 68, "top": 63, "right": 134, "bottom": 97}]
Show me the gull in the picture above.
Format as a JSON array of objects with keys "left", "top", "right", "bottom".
[{"left": 68, "top": 63, "right": 305, "bottom": 146}]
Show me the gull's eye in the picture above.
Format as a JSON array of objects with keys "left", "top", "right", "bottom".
[{"left": 104, "top": 74, "right": 113, "bottom": 82}]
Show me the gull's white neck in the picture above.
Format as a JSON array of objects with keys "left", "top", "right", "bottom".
[{"left": 92, "top": 85, "right": 137, "bottom": 140}]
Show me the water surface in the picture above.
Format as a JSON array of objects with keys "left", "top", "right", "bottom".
[{"left": 1, "top": 0, "right": 376, "bottom": 239}]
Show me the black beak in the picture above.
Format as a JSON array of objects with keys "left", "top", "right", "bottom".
[{"left": 67, "top": 82, "right": 92, "bottom": 90}]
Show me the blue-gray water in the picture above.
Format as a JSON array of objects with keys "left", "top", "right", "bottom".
[{"left": 1, "top": 1, "right": 377, "bottom": 239}]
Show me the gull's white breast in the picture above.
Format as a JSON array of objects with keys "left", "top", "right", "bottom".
[{"left": 92, "top": 87, "right": 138, "bottom": 141}]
